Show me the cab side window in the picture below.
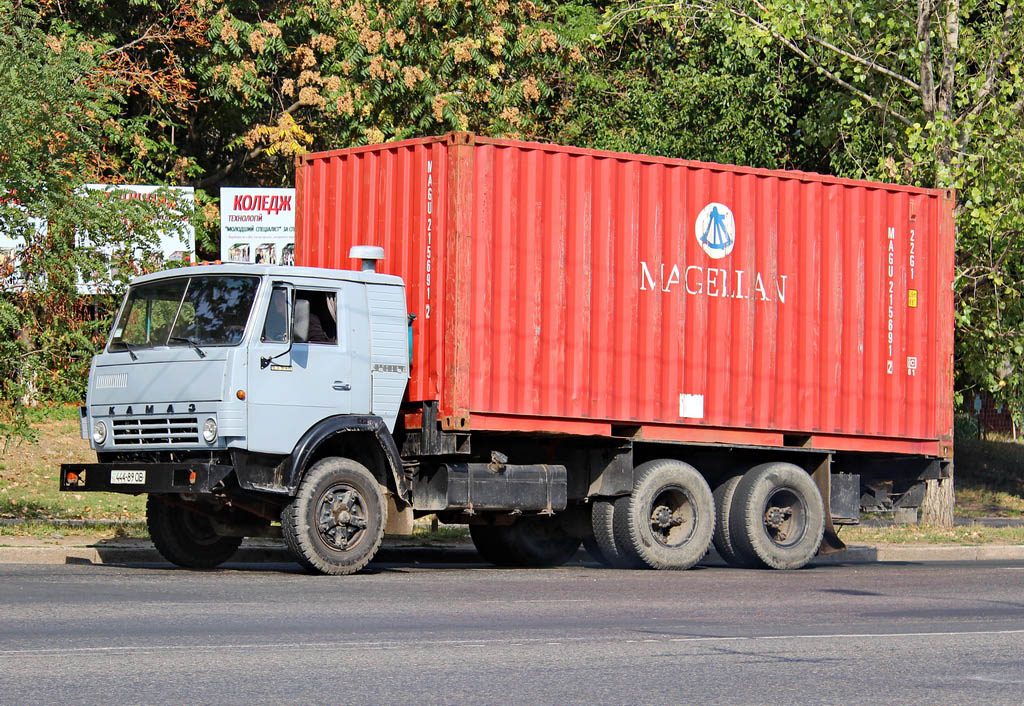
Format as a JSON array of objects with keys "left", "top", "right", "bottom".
[
  {"left": 261, "top": 286, "right": 289, "bottom": 343},
  {"left": 295, "top": 290, "right": 337, "bottom": 344}
]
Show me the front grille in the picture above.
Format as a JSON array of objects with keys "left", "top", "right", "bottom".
[{"left": 112, "top": 417, "right": 200, "bottom": 446}]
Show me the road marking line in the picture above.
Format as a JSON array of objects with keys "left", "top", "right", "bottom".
[
  {"left": 474, "top": 599, "right": 590, "bottom": 604},
  {"left": 3, "top": 629, "right": 1023, "bottom": 657},
  {"left": 967, "top": 675, "right": 1024, "bottom": 684}
]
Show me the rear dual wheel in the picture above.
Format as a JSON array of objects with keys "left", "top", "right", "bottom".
[
  {"left": 470, "top": 516, "right": 581, "bottom": 567},
  {"left": 725, "top": 463, "right": 825, "bottom": 570},
  {"left": 590, "top": 460, "right": 715, "bottom": 570},
  {"left": 712, "top": 475, "right": 750, "bottom": 568}
]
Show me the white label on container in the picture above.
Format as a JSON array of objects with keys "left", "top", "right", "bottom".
[{"left": 679, "top": 394, "right": 704, "bottom": 419}]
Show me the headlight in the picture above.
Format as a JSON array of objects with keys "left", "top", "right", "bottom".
[
  {"left": 92, "top": 420, "right": 107, "bottom": 445},
  {"left": 202, "top": 417, "right": 218, "bottom": 443}
]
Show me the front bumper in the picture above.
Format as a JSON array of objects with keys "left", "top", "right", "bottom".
[{"left": 59, "top": 463, "right": 234, "bottom": 495}]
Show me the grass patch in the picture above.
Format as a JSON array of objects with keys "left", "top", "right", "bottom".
[
  {"left": 23, "top": 404, "right": 82, "bottom": 425},
  {"left": 953, "top": 438, "right": 1024, "bottom": 517},
  {"left": 410, "top": 523, "right": 470, "bottom": 542},
  {"left": 0, "top": 520, "right": 148, "bottom": 542},
  {"left": 840, "top": 523, "right": 1024, "bottom": 545}
]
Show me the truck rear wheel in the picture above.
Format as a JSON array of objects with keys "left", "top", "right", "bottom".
[
  {"left": 728, "top": 462, "right": 825, "bottom": 570},
  {"left": 146, "top": 496, "right": 242, "bottom": 569},
  {"left": 612, "top": 460, "right": 715, "bottom": 570},
  {"left": 510, "top": 516, "right": 581, "bottom": 567},
  {"left": 591, "top": 499, "right": 644, "bottom": 569},
  {"left": 469, "top": 524, "right": 519, "bottom": 565},
  {"left": 712, "top": 475, "right": 752, "bottom": 568},
  {"left": 281, "top": 457, "right": 386, "bottom": 575},
  {"left": 470, "top": 517, "right": 580, "bottom": 567}
]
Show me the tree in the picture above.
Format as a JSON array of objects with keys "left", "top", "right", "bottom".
[
  {"left": 547, "top": 2, "right": 812, "bottom": 169},
  {"left": 0, "top": 1, "right": 194, "bottom": 443},
  {"left": 39, "top": 0, "right": 582, "bottom": 189},
  {"left": 603, "top": 1, "right": 1024, "bottom": 417}
]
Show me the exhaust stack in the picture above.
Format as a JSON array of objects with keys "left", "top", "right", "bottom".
[{"left": 349, "top": 245, "right": 385, "bottom": 273}]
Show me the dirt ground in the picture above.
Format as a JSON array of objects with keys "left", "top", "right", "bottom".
[{"left": 0, "top": 419, "right": 146, "bottom": 521}]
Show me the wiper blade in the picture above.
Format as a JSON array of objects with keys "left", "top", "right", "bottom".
[
  {"left": 169, "top": 336, "right": 207, "bottom": 358},
  {"left": 119, "top": 341, "right": 138, "bottom": 361}
]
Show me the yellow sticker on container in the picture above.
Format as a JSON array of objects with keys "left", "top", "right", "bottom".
[{"left": 908, "top": 289, "right": 918, "bottom": 307}]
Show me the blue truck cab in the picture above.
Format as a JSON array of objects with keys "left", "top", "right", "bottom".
[{"left": 61, "top": 248, "right": 416, "bottom": 574}]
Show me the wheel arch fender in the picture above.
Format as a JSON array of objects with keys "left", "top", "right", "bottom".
[{"left": 286, "top": 415, "right": 410, "bottom": 506}]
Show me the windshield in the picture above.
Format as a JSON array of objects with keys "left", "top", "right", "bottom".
[{"left": 108, "top": 275, "right": 260, "bottom": 351}]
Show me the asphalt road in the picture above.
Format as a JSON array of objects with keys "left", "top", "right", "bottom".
[{"left": 1, "top": 556, "right": 1023, "bottom": 705}]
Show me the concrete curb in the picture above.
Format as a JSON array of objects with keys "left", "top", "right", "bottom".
[
  {"left": 812, "top": 543, "right": 1024, "bottom": 563},
  {"left": 1, "top": 538, "right": 1022, "bottom": 567}
]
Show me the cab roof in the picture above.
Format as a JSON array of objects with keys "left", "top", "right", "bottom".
[{"left": 130, "top": 262, "right": 403, "bottom": 287}]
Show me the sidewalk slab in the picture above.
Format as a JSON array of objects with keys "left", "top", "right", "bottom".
[{"left": 1, "top": 537, "right": 1022, "bottom": 567}]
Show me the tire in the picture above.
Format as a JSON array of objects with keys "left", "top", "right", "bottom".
[
  {"left": 470, "top": 516, "right": 581, "bottom": 567},
  {"left": 612, "top": 459, "right": 715, "bottom": 570},
  {"left": 469, "top": 524, "right": 519, "bottom": 566},
  {"left": 281, "top": 457, "right": 386, "bottom": 575},
  {"left": 728, "top": 462, "right": 825, "bottom": 570},
  {"left": 591, "top": 498, "right": 644, "bottom": 569},
  {"left": 146, "top": 496, "right": 242, "bottom": 569},
  {"left": 712, "top": 475, "right": 752, "bottom": 568},
  {"left": 582, "top": 535, "right": 611, "bottom": 566},
  {"left": 509, "top": 516, "right": 581, "bottom": 567}
]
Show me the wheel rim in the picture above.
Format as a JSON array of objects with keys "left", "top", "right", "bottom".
[
  {"left": 315, "top": 482, "right": 370, "bottom": 552},
  {"left": 180, "top": 508, "right": 222, "bottom": 547},
  {"left": 647, "top": 485, "right": 697, "bottom": 548},
  {"left": 761, "top": 487, "right": 807, "bottom": 547}
]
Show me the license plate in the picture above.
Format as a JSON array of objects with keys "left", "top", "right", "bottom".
[{"left": 110, "top": 470, "right": 146, "bottom": 485}]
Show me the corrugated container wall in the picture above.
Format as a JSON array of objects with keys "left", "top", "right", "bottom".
[{"left": 296, "top": 134, "right": 955, "bottom": 457}]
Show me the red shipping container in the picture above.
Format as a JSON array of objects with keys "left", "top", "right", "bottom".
[{"left": 296, "top": 133, "right": 954, "bottom": 458}]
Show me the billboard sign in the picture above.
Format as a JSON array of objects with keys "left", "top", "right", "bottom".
[{"left": 219, "top": 187, "right": 295, "bottom": 266}]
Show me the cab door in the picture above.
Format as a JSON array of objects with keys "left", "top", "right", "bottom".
[{"left": 247, "top": 282, "right": 351, "bottom": 455}]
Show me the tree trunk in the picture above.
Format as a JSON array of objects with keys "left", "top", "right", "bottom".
[
  {"left": 920, "top": 469, "right": 955, "bottom": 527},
  {"left": 18, "top": 320, "right": 37, "bottom": 406}
]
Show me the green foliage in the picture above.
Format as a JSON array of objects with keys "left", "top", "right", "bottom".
[
  {"left": 605, "top": 0, "right": 1024, "bottom": 424},
  {"left": 0, "top": 2, "right": 195, "bottom": 444},
  {"left": 549, "top": 3, "right": 804, "bottom": 168},
  {"left": 40, "top": 0, "right": 581, "bottom": 187},
  {"left": 4, "top": 0, "right": 1021, "bottom": 438}
]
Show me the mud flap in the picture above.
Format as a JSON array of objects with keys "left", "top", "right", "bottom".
[{"left": 811, "top": 456, "right": 847, "bottom": 555}]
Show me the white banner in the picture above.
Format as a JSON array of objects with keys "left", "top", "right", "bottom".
[
  {"left": 78, "top": 185, "right": 195, "bottom": 294},
  {"left": 80, "top": 184, "right": 195, "bottom": 261},
  {"left": 219, "top": 187, "right": 296, "bottom": 266},
  {"left": 2, "top": 185, "right": 194, "bottom": 293},
  {"left": 0, "top": 213, "right": 44, "bottom": 291}
]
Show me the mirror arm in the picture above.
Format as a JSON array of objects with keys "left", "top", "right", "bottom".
[{"left": 260, "top": 339, "right": 294, "bottom": 369}]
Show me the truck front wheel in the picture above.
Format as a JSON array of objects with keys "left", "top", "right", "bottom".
[
  {"left": 281, "top": 457, "right": 386, "bottom": 575},
  {"left": 612, "top": 460, "right": 715, "bottom": 570},
  {"left": 728, "top": 462, "right": 825, "bottom": 570},
  {"left": 146, "top": 496, "right": 242, "bottom": 569}
]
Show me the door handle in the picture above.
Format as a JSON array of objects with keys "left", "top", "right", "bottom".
[{"left": 332, "top": 381, "right": 351, "bottom": 391}]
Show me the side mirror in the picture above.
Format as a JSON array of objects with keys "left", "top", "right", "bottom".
[{"left": 293, "top": 298, "right": 310, "bottom": 342}]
